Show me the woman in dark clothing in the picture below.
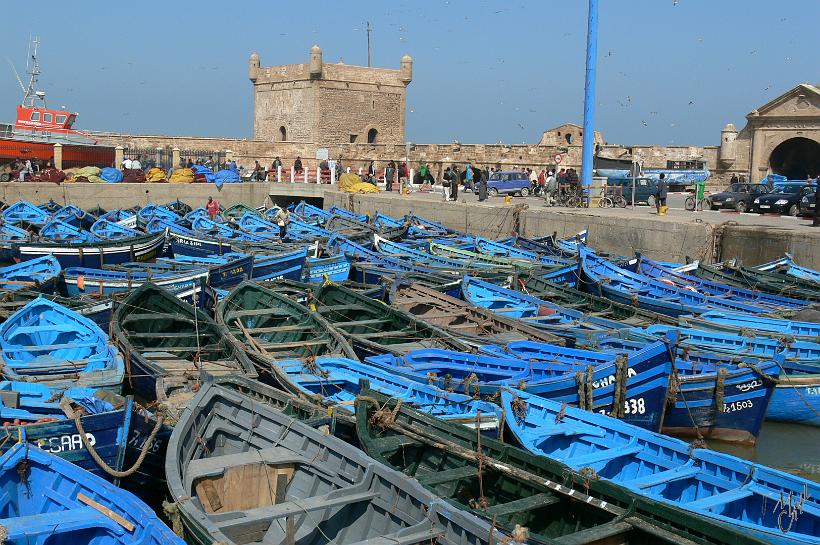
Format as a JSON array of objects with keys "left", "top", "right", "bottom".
[
  {"left": 478, "top": 167, "right": 488, "bottom": 201},
  {"left": 450, "top": 165, "right": 459, "bottom": 201}
]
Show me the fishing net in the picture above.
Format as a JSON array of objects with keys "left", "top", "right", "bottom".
[
  {"left": 145, "top": 167, "right": 167, "bottom": 183},
  {"left": 169, "top": 168, "right": 195, "bottom": 184},
  {"left": 339, "top": 172, "right": 379, "bottom": 193}
]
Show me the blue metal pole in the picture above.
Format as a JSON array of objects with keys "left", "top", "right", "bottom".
[{"left": 581, "top": 0, "right": 599, "bottom": 196}]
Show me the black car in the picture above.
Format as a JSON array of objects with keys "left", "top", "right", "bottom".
[
  {"left": 708, "top": 183, "right": 769, "bottom": 212},
  {"left": 800, "top": 190, "right": 817, "bottom": 217},
  {"left": 750, "top": 183, "right": 815, "bottom": 216}
]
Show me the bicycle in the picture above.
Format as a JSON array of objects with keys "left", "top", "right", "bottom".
[{"left": 684, "top": 193, "right": 711, "bottom": 211}]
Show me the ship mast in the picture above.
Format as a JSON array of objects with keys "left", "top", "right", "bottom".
[{"left": 22, "top": 37, "right": 46, "bottom": 109}]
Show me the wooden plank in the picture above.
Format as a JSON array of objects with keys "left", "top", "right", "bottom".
[{"left": 77, "top": 492, "right": 135, "bottom": 532}]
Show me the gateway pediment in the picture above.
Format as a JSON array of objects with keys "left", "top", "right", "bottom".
[{"left": 751, "top": 84, "right": 820, "bottom": 118}]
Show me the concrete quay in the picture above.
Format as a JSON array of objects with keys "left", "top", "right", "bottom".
[{"left": 1, "top": 181, "right": 818, "bottom": 268}]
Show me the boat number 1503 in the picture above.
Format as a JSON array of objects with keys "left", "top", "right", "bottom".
[
  {"left": 724, "top": 400, "right": 754, "bottom": 413},
  {"left": 599, "top": 398, "right": 646, "bottom": 415}
]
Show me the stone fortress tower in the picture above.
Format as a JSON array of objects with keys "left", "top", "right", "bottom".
[{"left": 249, "top": 46, "right": 413, "bottom": 147}]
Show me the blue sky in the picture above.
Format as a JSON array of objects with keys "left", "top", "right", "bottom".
[{"left": 1, "top": 0, "right": 816, "bottom": 146}]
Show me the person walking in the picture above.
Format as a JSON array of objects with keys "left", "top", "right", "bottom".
[
  {"left": 274, "top": 207, "right": 291, "bottom": 241},
  {"left": 655, "top": 173, "right": 669, "bottom": 215},
  {"left": 529, "top": 168, "right": 538, "bottom": 194},
  {"left": 465, "top": 162, "right": 474, "bottom": 192},
  {"left": 398, "top": 162, "right": 409, "bottom": 192},
  {"left": 206, "top": 196, "right": 220, "bottom": 220}
]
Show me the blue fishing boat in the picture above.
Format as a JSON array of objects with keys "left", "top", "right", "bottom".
[
  {"left": 366, "top": 337, "right": 673, "bottom": 431},
  {"left": 2, "top": 200, "right": 50, "bottom": 227},
  {"left": 375, "top": 235, "right": 500, "bottom": 270},
  {"left": 631, "top": 324, "right": 820, "bottom": 373},
  {"left": 681, "top": 311, "right": 820, "bottom": 341},
  {"left": 39, "top": 219, "right": 100, "bottom": 244},
  {"left": 0, "top": 442, "right": 183, "bottom": 544},
  {"left": 184, "top": 207, "right": 216, "bottom": 223},
  {"left": 146, "top": 217, "right": 232, "bottom": 257},
  {"left": 190, "top": 216, "right": 266, "bottom": 242},
  {"left": 62, "top": 267, "right": 208, "bottom": 297},
  {"left": 280, "top": 357, "right": 500, "bottom": 429},
  {"left": 632, "top": 254, "right": 807, "bottom": 311},
  {"left": 409, "top": 213, "right": 457, "bottom": 236},
  {"left": 663, "top": 358, "right": 780, "bottom": 444},
  {"left": 328, "top": 204, "right": 368, "bottom": 222},
  {"left": 158, "top": 253, "right": 254, "bottom": 288},
  {"left": 292, "top": 200, "right": 332, "bottom": 223},
  {"left": 471, "top": 236, "right": 574, "bottom": 266},
  {"left": 137, "top": 202, "right": 181, "bottom": 224},
  {"left": 327, "top": 234, "right": 421, "bottom": 276},
  {"left": 0, "top": 255, "right": 61, "bottom": 293},
  {"left": 302, "top": 253, "right": 352, "bottom": 283},
  {"left": 53, "top": 203, "right": 93, "bottom": 229},
  {"left": 767, "top": 374, "right": 820, "bottom": 426},
  {"left": 236, "top": 211, "right": 280, "bottom": 238},
  {"left": 97, "top": 208, "right": 137, "bottom": 226},
  {"left": 0, "top": 223, "right": 31, "bottom": 244},
  {"left": 0, "top": 381, "right": 115, "bottom": 424},
  {"left": 0, "top": 297, "right": 124, "bottom": 392},
  {"left": 90, "top": 218, "right": 141, "bottom": 240},
  {"left": 462, "top": 275, "right": 625, "bottom": 335},
  {"left": 13, "top": 230, "right": 167, "bottom": 268},
  {"left": 755, "top": 254, "right": 820, "bottom": 283},
  {"left": 580, "top": 251, "right": 771, "bottom": 316},
  {"left": 500, "top": 389, "right": 820, "bottom": 545}
]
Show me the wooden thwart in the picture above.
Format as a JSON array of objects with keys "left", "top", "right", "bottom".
[{"left": 77, "top": 492, "right": 135, "bottom": 532}]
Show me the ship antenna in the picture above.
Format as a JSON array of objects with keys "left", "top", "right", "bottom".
[
  {"left": 6, "top": 59, "right": 26, "bottom": 96},
  {"left": 21, "top": 37, "right": 44, "bottom": 108}
]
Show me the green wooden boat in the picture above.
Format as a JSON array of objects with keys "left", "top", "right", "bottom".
[
  {"left": 111, "top": 282, "right": 257, "bottom": 402},
  {"left": 695, "top": 264, "right": 820, "bottom": 301},
  {"left": 355, "top": 389, "right": 768, "bottom": 545},
  {"left": 429, "top": 241, "right": 537, "bottom": 271},
  {"left": 259, "top": 277, "right": 386, "bottom": 303},
  {"left": 519, "top": 274, "right": 676, "bottom": 327},
  {"left": 221, "top": 202, "right": 262, "bottom": 221},
  {"left": 390, "top": 281, "right": 565, "bottom": 346},
  {"left": 310, "top": 281, "right": 472, "bottom": 360},
  {"left": 216, "top": 281, "right": 358, "bottom": 387}
]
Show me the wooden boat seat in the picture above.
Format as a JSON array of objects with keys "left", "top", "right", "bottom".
[
  {"left": 417, "top": 466, "right": 478, "bottom": 486},
  {"left": 0, "top": 506, "right": 115, "bottom": 536},
  {"left": 685, "top": 488, "right": 753, "bottom": 510},
  {"left": 485, "top": 493, "right": 560, "bottom": 517},
  {"left": 570, "top": 443, "right": 643, "bottom": 466},
  {"left": 626, "top": 464, "right": 700, "bottom": 489},
  {"left": 335, "top": 318, "right": 393, "bottom": 328},
  {"left": 9, "top": 324, "right": 78, "bottom": 335},
  {"left": 127, "top": 332, "right": 204, "bottom": 338},
  {"left": 371, "top": 434, "right": 419, "bottom": 452},
  {"left": 258, "top": 340, "right": 329, "bottom": 350},
  {"left": 317, "top": 304, "right": 373, "bottom": 313},
  {"left": 553, "top": 520, "right": 633, "bottom": 545},
  {"left": 356, "top": 331, "right": 415, "bottom": 339},
  {"left": 2, "top": 341, "right": 99, "bottom": 352},
  {"left": 343, "top": 524, "right": 442, "bottom": 545},
  {"left": 226, "top": 309, "right": 293, "bottom": 319},
  {"left": 123, "top": 313, "right": 196, "bottom": 323},
  {"left": 243, "top": 324, "right": 316, "bottom": 334}
]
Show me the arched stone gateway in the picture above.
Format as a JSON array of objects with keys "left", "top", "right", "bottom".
[{"left": 769, "top": 137, "right": 820, "bottom": 179}]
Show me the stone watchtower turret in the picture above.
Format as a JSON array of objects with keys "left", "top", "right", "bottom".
[{"left": 248, "top": 46, "right": 413, "bottom": 146}]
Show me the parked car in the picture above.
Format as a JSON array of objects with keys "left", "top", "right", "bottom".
[
  {"left": 487, "top": 171, "right": 531, "bottom": 196},
  {"left": 605, "top": 177, "right": 657, "bottom": 205},
  {"left": 708, "top": 183, "right": 770, "bottom": 212},
  {"left": 800, "top": 191, "right": 817, "bottom": 217},
  {"left": 750, "top": 183, "right": 815, "bottom": 216}
]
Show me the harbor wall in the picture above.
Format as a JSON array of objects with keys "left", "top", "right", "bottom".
[{"left": 1, "top": 181, "right": 818, "bottom": 268}]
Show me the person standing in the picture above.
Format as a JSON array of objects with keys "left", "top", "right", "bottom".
[
  {"left": 385, "top": 161, "right": 395, "bottom": 192},
  {"left": 450, "top": 164, "right": 460, "bottom": 201},
  {"left": 367, "top": 160, "right": 376, "bottom": 180},
  {"left": 738, "top": 174, "right": 746, "bottom": 184},
  {"left": 813, "top": 175, "right": 820, "bottom": 227},
  {"left": 545, "top": 170, "right": 557, "bottom": 205},
  {"left": 121, "top": 155, "right": 132, "bottom": 170},
  {"left": 655, "top": 173, "right": 669, "bottom": 215},
  {"left": 206, "top": 196, "right": 220, "bottom": 220},
  {"left": 294, "top": 156, "right": 303, "bottom": 174},
  {"left": 131, "top": 155, "right": 142, "bottom": 171},
  {"left": 442, "top": 166, "right": 452, "bottom": 201},
  {"left": 335, "top": 157, "right": 344, "bottom": 181},
  {"left": 730, "top": 173, "right": 739, "bottom": 185},
  {"left": 398, "top": 162, "right": 409, "bottom": 191},
  {"left": 478, "top": 166, "right": 488, "bottom": 202}
]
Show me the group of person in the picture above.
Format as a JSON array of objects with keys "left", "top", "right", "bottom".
[{"left": 6, "top": 157, "right": 46, "bottom": 181}]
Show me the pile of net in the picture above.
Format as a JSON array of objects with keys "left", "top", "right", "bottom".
[
  {"left": 145, "top": 167, "right": 167, "bottom": 183},
  {"left": 122, "top": 169, "right": 146, "bottom": 183},
  {"left": 339, "top": 172, "right": 379, "bottom": 193},
  {"left": 213, "top": 169, "right": 240, "bottom": 189},
  {"left": 100, "top": 167, "right": 123, "bottom": 183},
  {"left": 169, "top": 168, "right": 195, "bottom": 184},
  {"left": 67, "top": 166, "right": 106, "bottom": 183},
  {"left": 28, "top": 168, "right": 66, "bottom": 184}
]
